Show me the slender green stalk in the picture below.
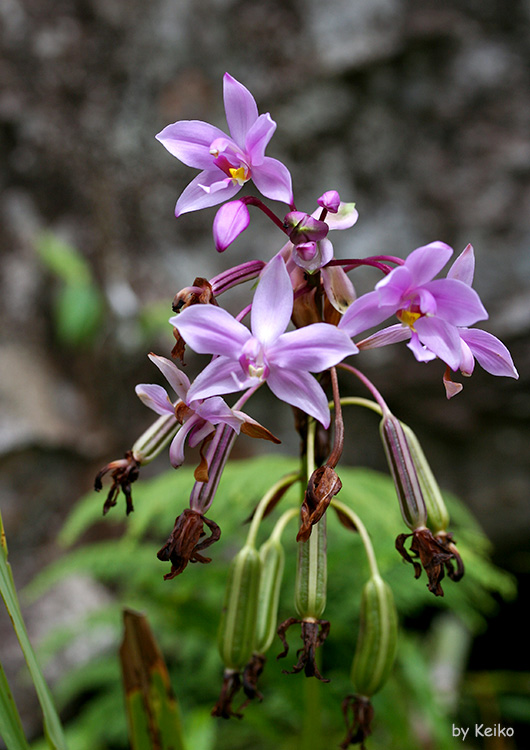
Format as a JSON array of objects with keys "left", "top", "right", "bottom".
[
  {"left": 245, "top": 472, "right": 299, "bottom": 549},
  {"left": 0, "top": 511, "right": 68, "bottom": 750},
  {"left": 331, "top": 499, "right": 380, "bottom": 580},
  {"left": 0, "top": 657, "right": 31, "bottom": 750}
]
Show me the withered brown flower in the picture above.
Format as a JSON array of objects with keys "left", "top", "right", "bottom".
[
  {"left": 157, "top": 508, "right": 220, "bottom": 580},
  {"left": 94, "top": 450, "right": 141, "bottom": 516},
  {"left": 395, "top": 526, "right": 464, "bottom": 597},
  {"left": 276, "top": 617, "right": 330, "bottom": 682}
]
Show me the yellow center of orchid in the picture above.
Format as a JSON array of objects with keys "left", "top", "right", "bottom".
[
  {"left": 397, "top": 309, "right": 421, "bottom": 330},
  {"left": 229, "top": 166, "right": 249, "bottom": 185}
]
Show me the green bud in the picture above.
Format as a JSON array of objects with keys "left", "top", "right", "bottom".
[
  {"left": 401, "top": 423, "right": 450, "bottom": 534},
  {"left": 379, "top": 412, "right": 427, "bottom": 530},
  {"left": 351, "top": 575, "right": 398, "bottom": 698},
  {"left": 295, "top": 514, "right": 327, "bottom": 620},
  {"left": 217, "top": 544, "right": 261, "bottom": 671},
  {"left": 254, "top": 537, "right": 285, "bottom": 655},
  {"left": 131, "top": 413, "right": 179, "bottom": 464}
]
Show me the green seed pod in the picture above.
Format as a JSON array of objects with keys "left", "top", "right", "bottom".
[
  {"left": 295, "top": 514, "right": 327, "bottom": 620},
  {"left": 254, "top": 536, "right": 285, "bottom": 655},
  {"left": 351, "top": 575, "right": 398, "bottom": 698},
  {"left": 131, "top": 413, "right": 179, "bottom": 464},
  {"left": 217, "top": 544, "right": 261, "bottom": 671},
  {"left": 401, "top": 423, "right": 450, "bottom": 534},
  {"left": 379, "top": 412, "right": 427, "bottom": 530}
]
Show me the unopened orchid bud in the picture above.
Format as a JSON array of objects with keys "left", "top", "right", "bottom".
[
  {"left": 341, "top": 576, "right": 398, "bottom": 750},
  {"left": 131, "top": 413, "right": 179, "bottom": 465},
  {"left": 217, "top": 544, "right": 262, "bottom": 672},
  {"left": 350, "top": 575, "right": 398, "bottom": 698},
  {"left": 213, "top": 200, "right": 250, "bottom": 252},
  {"left": 254, "top": 536, "right": 285, "bottom": 655},
  {"left": 295, "top": 515, "right": 327, "bottom": 620},
  {"left": 400, "top": 423, "right": 450, "bottom": 535},
  {"left": 283, "top": 211, "right": 329, "bottom": 245},
  {"left": 379, "top": 412, "right": 427, "bottom": 530},
  {"left": 317, "top": 190, "right": 341, "bottom": 213}
]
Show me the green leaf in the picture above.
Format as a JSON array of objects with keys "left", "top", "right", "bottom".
[
  {"left": 120, "top": 608, "right": 186, "bottom": 750},
  {"left": 0, "top": 511, "right": 68, "bottom": 750},
  {"left": 54, "top": 282, "right": 104, "bottom": 346},
  {"left": 35, "top": 234, "right": 92, "bottom": 285},
  {"left": 0, "top": 658, "right": 31, "bottom": 750}
]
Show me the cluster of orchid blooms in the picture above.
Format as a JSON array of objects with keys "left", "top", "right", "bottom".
[{"left": 95, "top": 74, "right": 518, "bottom": 747}]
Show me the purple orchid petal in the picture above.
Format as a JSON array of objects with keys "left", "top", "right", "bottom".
[
  {"left": 407, "top": 332, "right": 438, "bottom": 363},
  {"left": 267, "top": 368, "right": 331, "bottom": 428},
  {"left": 447, "top": 243, "right": 475, "bottom": 286},
  {"left": 251, "top": 255, "right": 293, "bottom": 346},
  {"left": 339, "top": 290, "right": 394, "bottom": 338},
  {"left": 171, "top": 305, "right": 251, "bottom": 358},
  {"left": 187, "top": 420, "right": 216, "bottom": 448},
  {"left": 271, "top": 323, "right": 357, "bottom": 371},
  {"left": 251, "top": 156, "right": 294, "bottom": 205},
  {"left": 459, "top": 328, "right": 519, "bottom": 378},
  {"left": 175, "top": 170, "right": 240, "bottom": 216},
  {"left": 155, "top": 120, "right": 227, "bottom": 169},
  {"left": 169, "top": 419, "right": 195, "bottom": 468},
  {"left": 193, "top": 395, "right": 244, "bottom": 431},
  {"left": 414, "top": 287, "right": 438, "bottom": 316},
  {"left": 405, "top": 241, "right": 453, "bottom": 286},
  {"left": 357, "top": 323, "right": 411, "bottom": 350},
  {"left": 213, "top": 200, "right": 250, "bottom": 252},
  {"left": 147, "top": 353, "right": 190, "bottom": 401},
  {"left": 187, "top": 356, "right": 255, "bottom": 402},
  {"left": 135, "top": 383, "right": 175, "bottom": 416},
  {"left": 376, "top": 266, "right": 413, "bottom": 307},
  {"left": 223, "top": 73, "right": 259, "bottom": 147},
  {"left": 245, "top": 113, "right": 276, "bottom": 165},
  {"left": 322, "top": 202, "right": 358, "bottom": 230},
  {"left": 422, "top": 279, "right": 488, "bottom": 325},
  {"left": 458, "top": 338, "right": 476, "bottom": 376},
  {"left": 414, "top": 316, "right": 462, "bottom": 369},
  {"left": 321, "top": 265, "right": 356, "bottom": 313}
]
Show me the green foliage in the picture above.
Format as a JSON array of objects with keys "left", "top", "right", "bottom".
[
  {"left": 0, "top": 511, "right": 68, "bottom": 750},
  {"left": 26, "top": 455, "right": 516, "bottom": 750},
  {"left": 35, "top": 233, "right": 105, "bottom": 347}
]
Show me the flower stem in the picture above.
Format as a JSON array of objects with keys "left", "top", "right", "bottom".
[{"left": 331, "top": 499, "right": 380, "bottom": 580}]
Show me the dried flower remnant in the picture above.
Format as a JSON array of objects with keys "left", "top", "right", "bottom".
[
  {"left": 94, "top": 451, "right": 141, "bottom": 516},
  {"left": 276, "top": 617, "right": 331, "bottom": 682},
  {"left": 395, "top": 528, "right": 459, "bottom": 597},
  {"left": 340, "top": 695, "right": 374, "bottom": 750},
  {"left": 157, "top": 508, "right": 221, "bottom": 580}
]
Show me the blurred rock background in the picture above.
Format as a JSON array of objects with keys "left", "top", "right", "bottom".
[{"left": 0, "top": 0, "right": 529, "bottom": 741}]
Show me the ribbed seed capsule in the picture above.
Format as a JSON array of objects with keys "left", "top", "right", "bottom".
[
  {"left": 295, "top": 514, "right": 327, "bottom": 620},
  {"left": 254, "top": 536, "right": 285, "bottom": 655},
  {"left": 351, "top": 575, "right": 398, "bottom": 697},
  {"left": 379, "top": 412, "right": 427, "bottom": 530},
  {"left": 401, "top": 423, "right": 450, "bottom": 534},
  {"left": 217, "top": 544, "right": 261, "bottom": 671}
]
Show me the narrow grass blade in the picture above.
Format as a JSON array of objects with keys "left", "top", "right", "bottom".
[
  {"left": 0, "top": 511, "right": 67, "bottom": 750},
  {"left": 0, "top": 657, "right": 31, "bottom": 750}
]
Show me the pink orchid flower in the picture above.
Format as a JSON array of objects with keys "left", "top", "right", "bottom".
[
  {"left": 136, "top": 353, "right": 256, "bottom": 468},
  {"left": 339, "top": 241, "right": 489, "bottom": 370},
  {"left": 170, "top": 255, "right": 357, "bottom": 427},
  {"left": 156, "top": 73, "right": 293, "bottom": 216}
]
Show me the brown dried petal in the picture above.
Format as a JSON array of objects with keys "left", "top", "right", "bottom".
[
  {"left": 297, "top": 466, "right": 342, "bottom": 542},
  {"left": 157, "top": 509, "right": 221, "bottom": 580}
]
